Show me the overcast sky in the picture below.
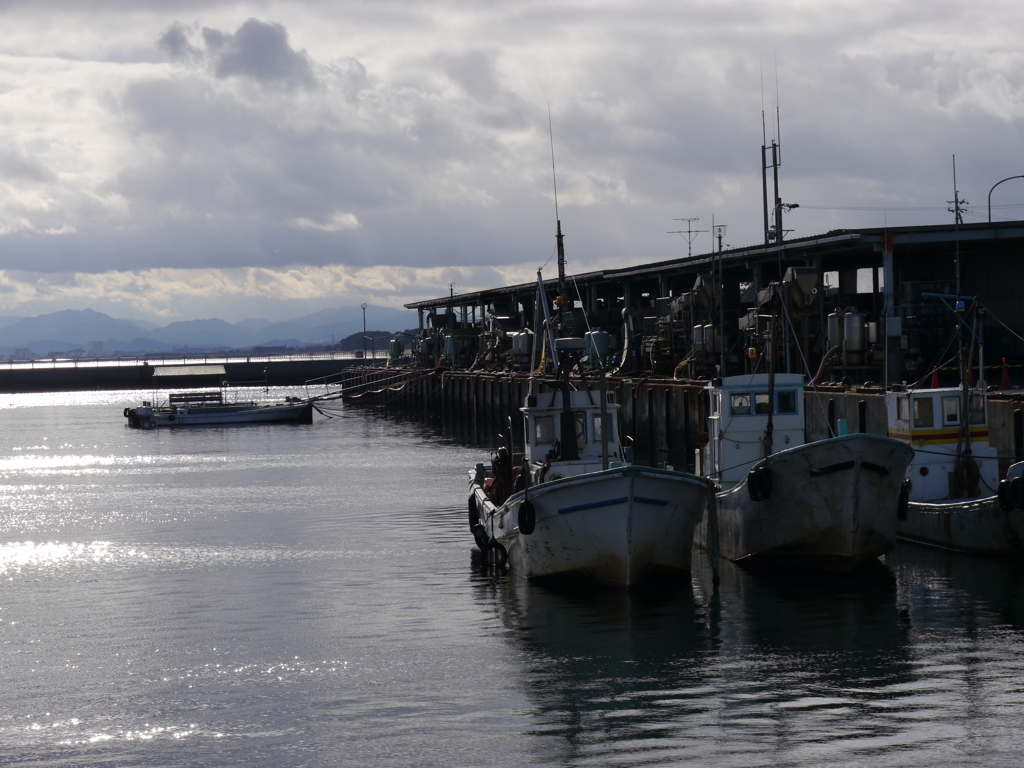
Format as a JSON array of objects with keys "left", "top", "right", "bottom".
[{"left": 0, "top": 0, "right": 1021, "bottom": 323}]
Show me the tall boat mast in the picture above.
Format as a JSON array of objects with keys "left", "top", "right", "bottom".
[{"left": 548, "top": 108, "right": 578, "bottom": 461}]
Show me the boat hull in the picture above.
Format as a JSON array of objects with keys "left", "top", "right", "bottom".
[
  {"left": 696, "top": 434, "right": 914, "bottom": 572},
  {"left": 471, "top": 466, "right": 709, "bottom": 587},
  {"left": 127, "top": 401, "right": 313, "bottom": 428},
  {"left": 898, "top": 498, "right": 1024, "bottom": 554}
]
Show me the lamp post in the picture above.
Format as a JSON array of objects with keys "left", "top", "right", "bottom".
[
  {"left": 361, "top": 302, "right": 367, "bottom": 359},
  {"left": 988, "top": 175, "right": 1024, "bottom": 222}
]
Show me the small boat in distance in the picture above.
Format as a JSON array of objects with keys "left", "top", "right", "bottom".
[
  {"left": 124, "top": 365, "right": 314, "bottom": 428},
  {"left": 468, "top": 375, "right": 710, "bottom": 587},
  {"left": 696, "top": 373, "right": 914, "bottom": 572}
]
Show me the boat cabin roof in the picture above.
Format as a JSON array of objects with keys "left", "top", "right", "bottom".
[{"left": 153, "top": 364, "right": 227, "bottom": 378}]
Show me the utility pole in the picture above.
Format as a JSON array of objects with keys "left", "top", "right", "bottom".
[
  {"left": 668, "top": 217, "right": 707, "bottom": 258},
  {"left": 361, "top": 302, "right": 367, "bottom": 358},
  {"left": 948, "top": 155, "right": 968, "bottom": 225}
]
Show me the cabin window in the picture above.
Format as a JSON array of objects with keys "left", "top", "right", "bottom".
[
  {"left": 574, "top": 413, "right": 587, "bottom": 444},
  {"left": 535, "top": 415, "right": 555, "bottom": 444},
  {"left": 593, "top": 414, "right": 609, "bottom": 442},
  {"left": 942, "top": 397, "right": 960, "bottom": 426},
  {"left": 912, "top": 397, "right": 934, "bottom": 428},
  {"left": 969, "top": 394, "right": 985, "bottom": 424},
  {"left": 754, "top": 392, "right": 772, "bottom": 414},
  {"left": 730, "top": 393, "right": 751, "bottom": 415},
  {"left": 776, "top": 390, "right": 798, "bottom": 414},
  {"left": 897, "top": 395, "right": 910, "bottom": 422},
  {"left": 713, "top": 393, "right": 721, "bottom": 416}
]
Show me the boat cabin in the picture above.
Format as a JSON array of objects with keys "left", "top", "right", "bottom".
[
  {"left": 522, "top": 387, "right": 621, "bottom": 466},
  {"left": 703, "top": 373, "right": 806, "bottom": 488},
  {"left": 885, "top": 386, "right": 999, "bottom": 500}
]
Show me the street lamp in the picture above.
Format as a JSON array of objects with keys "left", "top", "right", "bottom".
[
  {"left": 361, "top": 302, "right": 367, "bottom": 359},
  {"left": 988, "top": 175, "right": 1024, "bottom": 222}
]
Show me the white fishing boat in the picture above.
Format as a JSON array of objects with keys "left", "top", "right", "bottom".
[
  {"left": 884, "top": 291, "right": 1024, "bottom": 554},
  {"left": 886, "top": 383, "right": 1024, "bottom": 553},
  {"left": 468, "top": 205, "right": 707, "bottom": 586},
  {"left": 468, "top": 380, "right": 710, "bottom": 586},
  {"left": 696, "top": 373, "right": 914, "bottom": 572},
  {"left": 124, "top": 365, "right": 313, "bottom": 429}
]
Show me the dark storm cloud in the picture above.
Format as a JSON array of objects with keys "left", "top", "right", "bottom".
[
  {"left": 212, "top": 19, "right": 316, "bottom": 88},
  {"left": 157, "top": 22, "right": 201, "bottom": 63},
  {"left": 158, "top": 18, "right": 316, "bottom": 88}
]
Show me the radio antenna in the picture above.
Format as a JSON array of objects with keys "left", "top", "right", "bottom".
[
  {"left": 774, "top": 53, "right": 782, "bottom": 157},
  {"left": 548, "top": 104, "right": 560, "bottom": 224}
]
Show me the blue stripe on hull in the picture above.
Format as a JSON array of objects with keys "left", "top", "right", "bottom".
[{"left": 558, "top": 497, "right": 629, "bottom": 514}]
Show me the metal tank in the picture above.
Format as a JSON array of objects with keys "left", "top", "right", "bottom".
[
  {"left": 584, "top": 330, "right": 610, "bottom": 367},
  {"left": 843, "top": 311, "right": 866, "bottom": 365}
]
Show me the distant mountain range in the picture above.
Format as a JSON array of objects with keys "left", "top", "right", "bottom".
[{"left": 0, "top": 306, "right": 418, "bottom": 357}]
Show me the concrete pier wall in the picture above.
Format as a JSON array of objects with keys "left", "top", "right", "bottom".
[
  {"left": 354, "top": 368, "right": 1024, "bottom": 474},
  {"left": 0, "top": 358, "right": 370, "bottom": 394}
]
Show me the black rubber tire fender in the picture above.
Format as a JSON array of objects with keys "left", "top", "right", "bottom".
[
  {"left": 468, "top": 494, "right": 480, "bottom": 530},
  {"left": 472, "top": 523, "right": 490, "bottom": 551},
  {"left": 518, "top": 499, "right": 536, "bottom": 535},
  {"left": 998, "top": 479, "right": 1013, "bottom": 512},
  {"left": 1011, "top": 477, "right": 1024, "bottom": 510},
  {"left": 747, "top": 468, "right": 763, "bottom": 502},
  {"left": 747, "top": 465, "right": 772, "bottom": 502}
]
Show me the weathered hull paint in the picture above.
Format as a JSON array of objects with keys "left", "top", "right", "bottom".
[
  {"left": 471, "top": 466, "right": 708, "bottom": 587},
  {"left": 696, "top": 434, "right": 914, "bottom": 572},
  {"left": 898, "top": 498, "right": 1024, "bottom": 554}
]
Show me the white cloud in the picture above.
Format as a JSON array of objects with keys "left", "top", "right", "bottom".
[
  {"left": 289, "top": 211, "right": 360, "bottom": 231},
  {"left": 0, "top": 1, "right": 1021, "bottom": 321}
]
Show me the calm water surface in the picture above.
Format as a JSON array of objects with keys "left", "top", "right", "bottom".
[{"left": 1, "top": 390, "right": 1023, "bottom": 767}]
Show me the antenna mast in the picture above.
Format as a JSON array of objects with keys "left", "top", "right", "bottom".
[
  {"left": 668, "top": 217, "right": 707, "bottom": 257},
  {"left": 760, "top": 64, "right": 798, "bottom": 243},
  {"left": 548, "top": 106, "right": 566, "bottom": 335}
]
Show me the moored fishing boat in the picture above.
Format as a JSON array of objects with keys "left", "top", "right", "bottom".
[
  {"left": 887, "top": 383, "right": 1024, "bottom": 553},
  {"left": 696, "top": 373, "right": 914, "bottom": 571},
  {"left": 124, "top": 365, "right": 314, "bottom": 428},
  {"left": 885, "top": 292, "right": 1024, "bottom": 554},
  {"left": 468, "top": 204, "right": 708, "bottom": 587},
  {"left": 469, "top": 379, "right": 710, "bottom": 586}
]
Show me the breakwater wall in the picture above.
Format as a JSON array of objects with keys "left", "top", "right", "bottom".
[
  {"left": 0, "top": 357, "right": 371, "bottom": 394},
  {"left": 346, "top": 368, "right": 1024, "bottom": 473}
]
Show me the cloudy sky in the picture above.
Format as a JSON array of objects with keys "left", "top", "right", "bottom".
[{"left": 0, "top": 0, "right": 1021, "bottom": 323}]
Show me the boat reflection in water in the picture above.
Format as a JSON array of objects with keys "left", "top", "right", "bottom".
[{"left": 474, "top": 548, "right": 1024, "bottom": 767}]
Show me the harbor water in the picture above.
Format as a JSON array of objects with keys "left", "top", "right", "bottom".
[{"left": 2, "top": 390, "right": 1024, "bottom": 767}]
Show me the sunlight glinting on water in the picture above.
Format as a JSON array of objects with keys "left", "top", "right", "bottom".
[{"left": 1, "top": 393, "right": 1024, "bottom": 767}]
